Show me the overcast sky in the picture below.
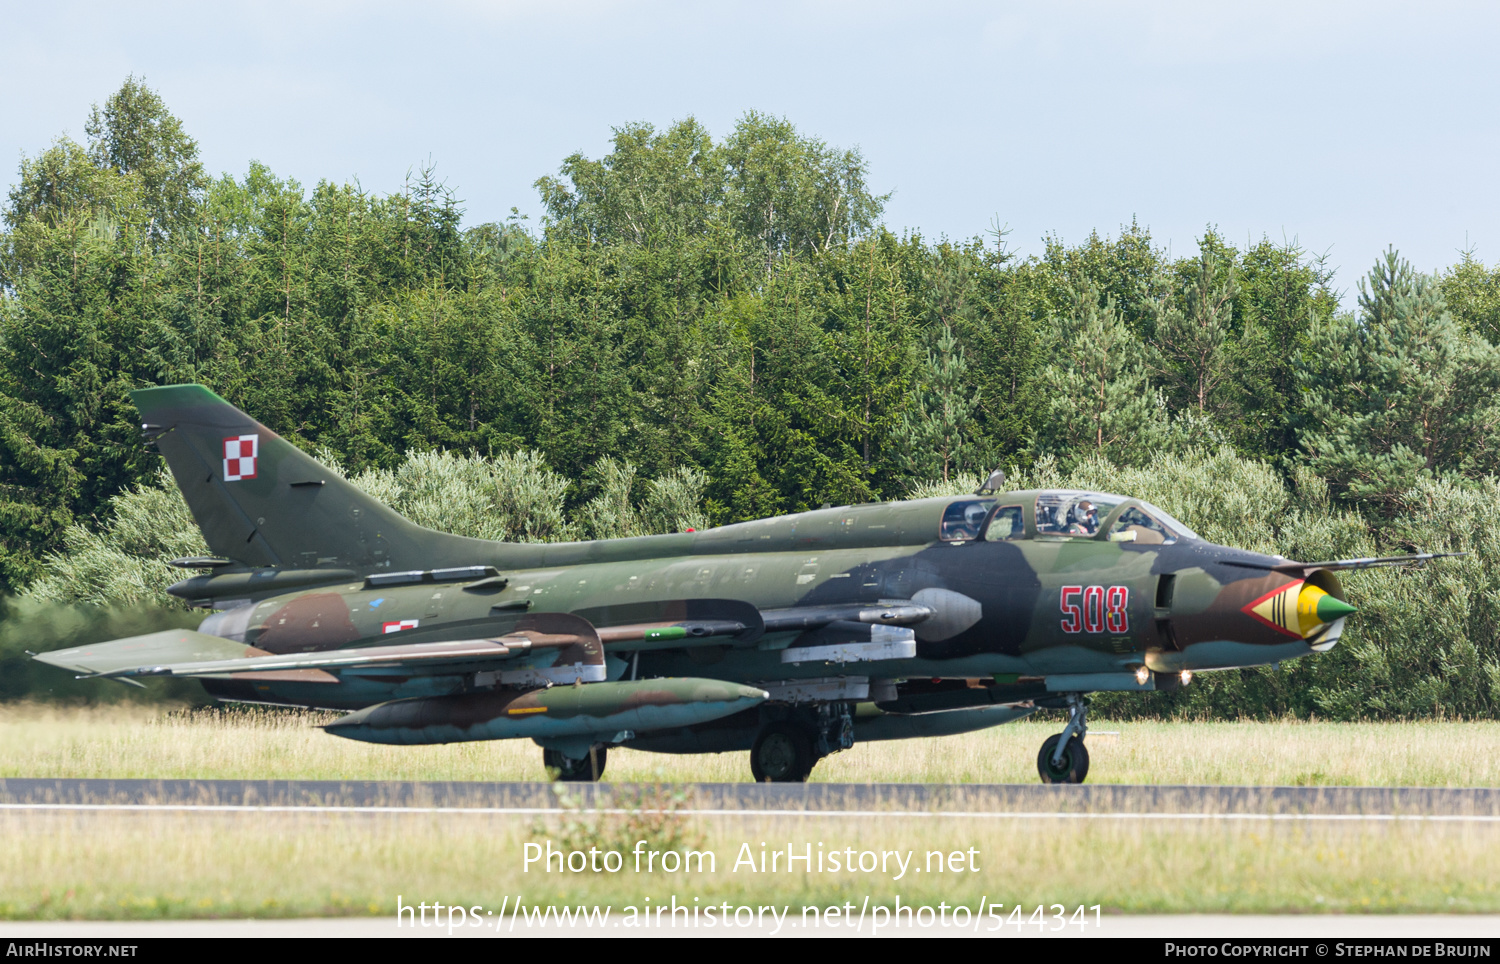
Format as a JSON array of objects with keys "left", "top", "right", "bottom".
[{"left": 5, "top": 1, "right": 1497, "bottom": 303}]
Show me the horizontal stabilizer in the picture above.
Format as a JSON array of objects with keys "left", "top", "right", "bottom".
[
  {"left": 89, "top": 638, "right": 529, "bottom": 679},
  {"left": 33, "top": 629, "right": 268, "bottom": 676},
  {"left": 78, "top": 612, "right": 603, "bottom": 683}
]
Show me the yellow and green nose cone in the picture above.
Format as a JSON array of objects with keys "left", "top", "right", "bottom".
[
  {"left": 1296, "top": 584, "right": 1358, "bottom": 635},
  {"left": 1244, "top": 580, "right": 1358, "bottom": 638}
]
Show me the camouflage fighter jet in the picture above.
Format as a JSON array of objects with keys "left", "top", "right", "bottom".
[{"left": 34, "top": 386, "right": 1449, "bottom": 783}]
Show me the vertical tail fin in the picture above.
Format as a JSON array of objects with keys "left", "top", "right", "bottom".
[{"left": 131, "top": 384, "right": 494, "bottom": 572}]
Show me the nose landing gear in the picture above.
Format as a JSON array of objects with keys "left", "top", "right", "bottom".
[{"left": 1037, "top": 694, "right": 1090, "bottom": 784}]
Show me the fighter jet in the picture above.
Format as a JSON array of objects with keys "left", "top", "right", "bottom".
[{"left": 33, "top": 385, "right": 1449, "bottom": 783}]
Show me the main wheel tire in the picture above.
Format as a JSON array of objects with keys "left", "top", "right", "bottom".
[
  {"left": 544, "top": 746, "right": 607, "bottom": 782},
  {"left": 1036, "top": 733, "right": 1090, "bottom": 784},
  {"left": 750, "top": 723, "right": 814, "bottom": 783}
]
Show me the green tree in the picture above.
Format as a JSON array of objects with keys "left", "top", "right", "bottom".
[
  {"left": 817, "top": 232, "right": 919, "bottom": 481},
  {"left": 896, "top": 324, "right": 977, "bottom": 484},
  {"left": 721, "top": 111, "right": 888, "bottom": 262},
  {"left": 1037, "top": 220, "right": 1167, "bottom": 338},
  {"left": 84, "top": 75, "right": 208, "bottom": 238},
  {"left": 1225, "top": 237, "right": 1338, "bottom": 462},
  {"left": 699, "top": 262, "right": 885, "bottom": 520},
  {"left": 1299, "top": 250, "right": 1500, "bottom": 504},
  {"left": 1149, "top": 244, "right": 1238, "bottom": 415},
  {"left": 0, "top": 209, "right": 166, "bottom": 529},
  {"left": 1034, "top": 286, "right": 1168, "bottom": 466},
  {"left": 0, "top": 395, "right": 83, "bottom": 591},
  {"left": 534, "top": 112, "right": 889, "bottom": 267},
  {"left": 2, "top": 139, "right": 141, "bottom": 239},
  {"left": 903, "top": 235, "right": 1034, "bottom": 467},
  {"left": 536, "top": 118, "right": 724, "bottom": 248},
  {"left": 1438, "top": 251, "right": 1500, "bottom": 345}
]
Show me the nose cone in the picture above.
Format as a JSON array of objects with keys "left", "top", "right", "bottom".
[
  {"left": 1300, "top": 585, "right": 1357, "bottom": 633},
  {"left": 1243, "top": 580, "right": 1357, "bottom": 639}
]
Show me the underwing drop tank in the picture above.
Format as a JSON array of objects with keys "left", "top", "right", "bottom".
[{"left": 323, "top": 677, "right": 768, "bottom": 746}]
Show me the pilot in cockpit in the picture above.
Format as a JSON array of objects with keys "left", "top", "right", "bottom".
[
  {"left": 959, "top": 500, "right": 990, "bottom": 539},
  {"left": 1075, "top": 500, "right": 1099, "bottom": 534}
]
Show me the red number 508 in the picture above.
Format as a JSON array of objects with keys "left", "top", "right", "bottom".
[{"left": 1061, "top": 585, "right": 1129, "bottom": 633}]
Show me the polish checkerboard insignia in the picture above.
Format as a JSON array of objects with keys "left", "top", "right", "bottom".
[
  {"left": 222, "top": 434, "right": 259, "bottom": 481},
  {"left": 383, "top": 619, "right": 420, "bottom": 634}
]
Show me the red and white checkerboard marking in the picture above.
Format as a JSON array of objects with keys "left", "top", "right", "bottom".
[
  {"left": 222, "top": 434, "right": 259, "bottom": 481},
  {"left": 382, "top": 619, "right": 420, "bottom": 634}
]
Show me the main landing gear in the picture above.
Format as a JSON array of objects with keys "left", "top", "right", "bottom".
[
  {"left": 750, "top": 704, "right": 856, "bottom": 783},
  {"left": 1037, "top": 694, "right": 1090, "bottom": 784},
  {"left": 751, "top": 723, "right": 814, "bottom": 783},
  {"left": 544, "top": 745, "right": 608, "bottom": 782}
]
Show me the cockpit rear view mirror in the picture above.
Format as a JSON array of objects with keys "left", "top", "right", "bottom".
[{"left": 975, "top": 469, "right": 1006, "bottom": 495}]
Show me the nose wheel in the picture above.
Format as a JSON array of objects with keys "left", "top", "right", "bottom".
[
  {"left": 1036, "top": 694, "right": 1090, "bottom": 784},
  {"left": 1037, "top": 733, "right": 1090, "bottom": 783}
]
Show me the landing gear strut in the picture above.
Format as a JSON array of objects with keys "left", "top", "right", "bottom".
[
  {"left": 544, "top": 745, "right": 608, "bottom": 782},
  {"left": 749, "top": 703, "right": 855, "bottom": 783},
  {"left": 1037, "top": 694, "right": 1090, "bottom": 784}
]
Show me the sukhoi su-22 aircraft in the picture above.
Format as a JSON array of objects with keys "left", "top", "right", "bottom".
[{"left": 35, "top": 386, "right": 1448, "bottom": 783}]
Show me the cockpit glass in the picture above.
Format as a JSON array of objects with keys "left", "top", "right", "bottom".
[
  {"left": 939, "top": 498, "right": 995, "bottom": 541},
  {"left": 1033, "top": 492, "right": 1121, "bottom": 537},
  {"left": 1108, "top": 506, "right": 1176, "bottom": 545},
  {"left": 1139, "top": 501, "right": 1198, "bottom": 540},
  {"left": 983, "top": 505, "right": 1026, "bottom": 542}
]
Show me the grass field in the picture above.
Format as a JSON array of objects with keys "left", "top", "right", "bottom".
[
  {"left": 3, "top": 807, "right": 1499, "bottom": 920},
  {"left": 4, "top": 703, "right": 1499, "bottom": 920},
  {"left": 1, "top": 702, "right": 1497, "bottom": 786}
]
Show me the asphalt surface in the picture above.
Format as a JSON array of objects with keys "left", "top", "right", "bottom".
[{"left": 2, "top": 778, "right": 1499, "bottom": 816}]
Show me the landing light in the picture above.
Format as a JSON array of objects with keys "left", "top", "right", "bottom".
[
  {"left": 1180, "top": 670, "right": 1193, "bottom": 686},
  {"left": 1134, "top": 666, "right": 1150, "bottom": 685}
]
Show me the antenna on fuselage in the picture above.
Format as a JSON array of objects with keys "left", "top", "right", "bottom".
[{"left": 975, "top": 469, "right": 1006, "bottom": 496}]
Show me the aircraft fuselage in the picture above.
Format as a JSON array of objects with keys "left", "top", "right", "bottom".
[{"left": 191, "top": 494, "right": 1339, "bottom": 712}]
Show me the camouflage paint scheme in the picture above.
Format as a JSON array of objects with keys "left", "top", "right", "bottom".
[{"left": 35, "top": 385, "right": 1372, "bottom": 783}]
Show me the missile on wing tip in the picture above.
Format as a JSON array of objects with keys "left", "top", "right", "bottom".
[{"left": 323, "top": 677, "right": 769, "bottom": 746}]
